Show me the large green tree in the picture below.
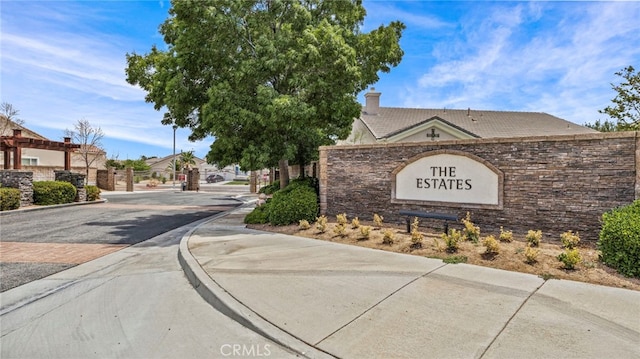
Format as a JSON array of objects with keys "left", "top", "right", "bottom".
[
  {"left": 125, "top": 0, "right": 404, "bottom": 186},
  {"left": 597, "top": 66, "right": 639, "bottom": 131}
]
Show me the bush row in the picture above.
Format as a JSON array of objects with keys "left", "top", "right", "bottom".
[
  {"left": 246, "top": 177, "right": 319, "bottom": 226},
  {"left": 33, "top": 181, "right": 77, "bottom": 205}
]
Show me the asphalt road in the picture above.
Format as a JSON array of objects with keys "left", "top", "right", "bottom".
[
  {"left": 0, "top": 202, "right": 295, "bottom": 358},
  {"left": 0, "top": 189, "right": 244, "bottom": 292}
]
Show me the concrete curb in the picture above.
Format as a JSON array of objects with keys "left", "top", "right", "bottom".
[
  {"left": 177, "top": 205, "right": 336, "bottom": 359},
  {"left": 0, "top": 198, "right": 107, "bottom": 216}
]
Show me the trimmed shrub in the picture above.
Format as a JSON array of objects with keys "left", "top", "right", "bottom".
[
  {"left": 316, "top": 215, "right": 328, "bottom": 233},
  {"left": 244, "top": 202, "right": 272, "bottom": 224},
  {"left": 462, "top": 212, "right": 480, "bottom": 243},
  {"left": 298, "top": 219, "right": 311, "bottom": 230},
  {"left": 85, "top": 185, "right": 101, "bottom": 201},
  {"left": 259, "top": 180, "right": 280, "bottom": 195},
  {"left": 526, "top": 230, "right": 542, "bottom": 247},
  {"left": 0, "top": 187, "right": 21, "bottom": 211},
  {"left": 333, "top": 223, "right": 347, "bottom": 237},
  {"left": 524, "top": 245, "right": 540, "bottom": 265},
  {"left": 442, "top": 228, "right": 462, "bottom": 252},
  {"left": 382, "top": 229, "right": 395, "bottom": 245},
  {"left": 482, "top": 235, "right": 500, "bottom": 255},
  {"left": 33, "top": 181, "right": 76, "bottom": 205},
  {"left": 560, "top": 230, "right": 580, "bottom": 249},
  {"left": 359, "top": 225, "right": 371, "bottom": 239},
  {"left": 557, "top": 248, "right": 581, "bottom": 270},
  {"left": 373, "top": 213, "right": 384, "bottom": 228},
  {"left": 268, "top": 185, "right": 318, "bottom": 226},
  {"left": 499, "top": 226, "right": 513, "bottom": 242},
  {"left": 598, "top": 200, "right": 640, "bottom": 278}
]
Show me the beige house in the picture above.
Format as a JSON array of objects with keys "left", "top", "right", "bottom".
[
  {"left": 145, "top": 154, "right": 207, "bottom": 180},
  {"left": 1, "top": 116, "right": 106, "bottom": 183},
  {"left": 341, "top": 89, "right": 597, "bottom": 145}
]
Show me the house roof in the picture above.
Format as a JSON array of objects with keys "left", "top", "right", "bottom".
[
  {"left": 146, "top": 154, "right": 206, "bottom": 167},
  {"left": 0, "top": 116, "right": 49, "bottom": 140},
  {"left": 360, "top": 107, "right": 597, "bottom": 140}
]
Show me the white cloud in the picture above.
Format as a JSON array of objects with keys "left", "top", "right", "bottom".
[{"left": 406, "top": 2, "right": 640, "bottom": 124}]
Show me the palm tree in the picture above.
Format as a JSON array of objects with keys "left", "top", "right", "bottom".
[{"left": 179, "top": 151, "right": 196, "bottom": 170}]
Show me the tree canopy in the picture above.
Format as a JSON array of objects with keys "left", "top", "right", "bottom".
[
  {"left": 597, "top": 66, "right": 639, "bottom": 131},
  {"left": 125, "top": 0, "right": 405, "bottom": 182}
]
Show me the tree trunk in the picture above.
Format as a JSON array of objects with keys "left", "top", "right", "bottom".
[{"left": 278, "top": 159, "right": 289, "bottom": 189}]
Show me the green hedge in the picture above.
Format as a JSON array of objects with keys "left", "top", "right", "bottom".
[
  {"left": 85, "top": 185, "right": 101, "bottom": 201},
  {"left": 598, "top": 200, "right": 640, "bottom": 278},
  {"left": 269, "top": 185, "right": 318, "bottom": 226},
  {"left": 259, "top": 180, "right": 280, "bottom": 195},
  {"left": 33, "top": 181, "right": 77, "bottom": 205},
  {"left": 244, "top": 201, "right": 272, "bottom": 224},
  {"left": 0, "top": 187, "right": 21, "bottom": 211},
  {"left": 246, "top": 178, "right": 319, "bottom": 226}
]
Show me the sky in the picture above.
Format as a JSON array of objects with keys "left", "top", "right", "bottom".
[{"left": 1, "top": 1, "right": 639, "bottom": 161}]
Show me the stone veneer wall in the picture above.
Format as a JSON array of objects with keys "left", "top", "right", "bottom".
[
  {"left": 187, "top": 168, "right": 200, "bottom": 191},
  {"left": 97, "top": 167, "right": 115, "bottom": 191},
  {"left": 319, "top": 132, "right": 639, "bottom": 242},
  {"left": 0, "top": 171, "right": 34, "bottom": 207}
]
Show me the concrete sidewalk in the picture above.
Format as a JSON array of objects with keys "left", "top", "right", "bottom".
[{"left": 178, "top": 205, "right": 640, "bottom": 359}]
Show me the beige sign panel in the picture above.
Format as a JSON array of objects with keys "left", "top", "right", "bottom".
[{"left": 395, "top": 152, "right": 500, "bottom": 206}]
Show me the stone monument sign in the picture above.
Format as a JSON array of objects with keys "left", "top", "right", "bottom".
[{"left": 393, "top": 150, "right": 503, "bottom": 208}]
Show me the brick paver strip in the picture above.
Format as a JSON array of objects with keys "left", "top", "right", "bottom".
[{"left": 0, "top": 242, "right": 129, "bottom": 264}]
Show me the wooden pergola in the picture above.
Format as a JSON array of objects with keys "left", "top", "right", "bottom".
[{"left": 1, "top": 129, "right": 80, "bottom": 170}]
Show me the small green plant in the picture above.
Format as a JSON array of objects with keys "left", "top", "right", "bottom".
[
  {"left": 443, "top": 255, "right": 468, "bottom": 264},
  {"left": 316, "top": 215, "right": 328, "bottom": 233},
  {"left": 382, "top": 229, "right": 395, "bottom": 245},
  {"left": 359, "top": 225, "right": 371, "bottom": 240},
  {"left": 298, "top": 219, "right": 311, "bottom": 230},
  {"left": 373, "top": 213, "right": 384, "bottom": 228},
  {"left": 333, "top": 223, "right": 347, "bottom": 237},
  {"left": 85, "top": 185, "right": 101, "bottom": 201},
  {"left": 499, "top": 226, "right": 513, "bottom": 242},
  {"left": 161, "top": 176, "right": 167, "bottom": 184},
  {"left": 351, "top": 217, "right": 360, "bottom": 229},
  {"left": 441, "top": 229, "right": 462, "bottom": 252},
  {"left": 432, "top": 237, "right": 444, "bottom": 252},
  {"left": 482, "top": 235, "right": 500, "bottom": 255},
  {"left": 560, "top": 230, "right": 580, "bottom": 249},
  {"left": 557, "top": 248, "right": 581, "bottom": 270},
  {"left": 410, "top": 217, "right": 424, "bottom": 248},
  {"left": 462, "top": 212, "right": 480, "bottom": 243},
  {"left": 526, "top": 230, "right": 542, "bottom": 247},
  {"left": 539, "top": 273, "right": 556, "bottom": 281},
  {"left": 336, "top": 213, "right": 348, "bottom": 226},
  {"left": 524, "top": 245, "right": 540, "bottom": 264}
]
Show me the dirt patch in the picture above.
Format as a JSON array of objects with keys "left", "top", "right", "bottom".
[{"left": 247, "top": 220, "right": 640, "bottom": 291}]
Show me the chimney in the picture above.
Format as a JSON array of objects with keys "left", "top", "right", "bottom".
[{"left": 364, "top": 87, "right": 381, "bottom": 115}]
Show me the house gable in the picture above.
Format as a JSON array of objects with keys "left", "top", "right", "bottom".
[{"left": 385, "top": 117, "right": 479, "bottom": 143}]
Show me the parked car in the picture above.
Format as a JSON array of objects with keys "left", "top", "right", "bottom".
[{"left": 206, "top": 174, "right": 225, "bottom": 183}]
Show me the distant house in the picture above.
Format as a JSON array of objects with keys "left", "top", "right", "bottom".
[
  {"left": 145, "top": 154, "right": 206, "bottom": 179},
  {"left": 0, "top": 116, "right": 106, "bottom": 183},
  {"left": 145, "top": 154, "right": 240, "bottom": 181},
  {"left": 340, "top": 89, "right": 597, "bottom": 145}
]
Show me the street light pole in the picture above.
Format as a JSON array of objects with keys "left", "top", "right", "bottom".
[{"left": 172, "top": 125, "right": 177, "bottom": 189}]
